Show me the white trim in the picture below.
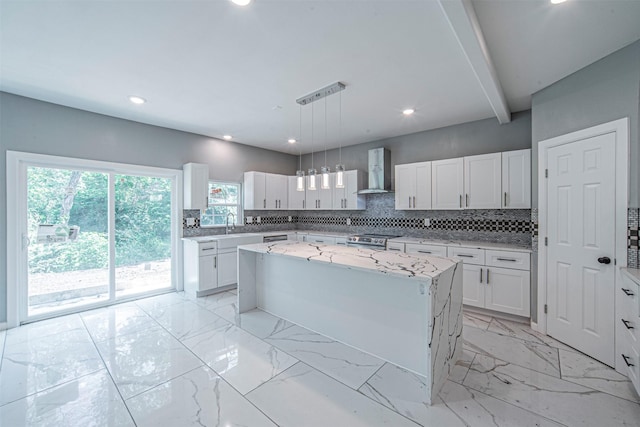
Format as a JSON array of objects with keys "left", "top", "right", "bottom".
[
  {"left": 6, "top": 151, "right": 183, "bottom": 327},
  {"left": 536, "top": 118, "right": 629, "bottom": 334},
  {"left": 0, "top": 322, "right": 7, "bottom": 331}
]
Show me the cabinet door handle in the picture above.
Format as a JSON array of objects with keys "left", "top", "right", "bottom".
[
  {"left": 316, "top": 240, "right": 324, "bottom": 243},
  {"left": 263, "top": 199, "right": 266, "bottom": 209},
  {"left": 214, "top": 256, "right": 217, "bottom": 269},
  {"left": 487, "top": 269, "right": 490, "bottom": 284},
  {"left": 388, "top": 248, "right": 400, "bottom": 251},
  {"left": 409, "top": 197, "right": 411, "bottom": 208},
  {"left": 417, "top": 250, "right": 432, "bottom": 254},
  {"left": 457, "top": 254, "right": 474, "bottom": 258},
  {"left": 480, "top": 268, "right": 483, "bottom": 283},
  {"left": 202, "top": 248, "right": 216, "bottom": 251},
  {"left": 459, "top": 195, "right": 462, "bottom": 208},
  {"left": 466, "top": 194, "right": 469, "bottom": 207},
  {"left": 303, "top": 199, "right": 305, "bottom": 209},
  {"left": 622, "top": 354, "right": 635, "bottom": 367},
  {"left": 622, "top": 288, "right": 634, "bottom": 296},
  {"left": 497, "top": 257, "right": 517, "bottom": 262},
  {"left": 622, "top": 319, "right": 634, "bottom": 329},
  {"left": 413, "top": 196, "right": 416, "bottom": 208},
  {"left": 504, "top": 192, "right": 508, "bottom": 207}
]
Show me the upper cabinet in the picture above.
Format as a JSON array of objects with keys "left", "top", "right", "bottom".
[
  {"left": 244, "top": 172, "right": 288, "bottom": 210},
  {"left": 183, "top": 163, "right": 209, "bottom": 210},
  {"left": 395, "top": 162, "right": 431, "bottom": 210},
  {"left": 501, "top": 149, "right": 531, "bottom": 209},
  {"left": 333, "top": 170, "right": 366, "bottom": 210},
  {"left": 287, "top": 176, "right": 306, "bottom": 210},
  {"left": 396, "top": 148, "right": 531, "bottom": 211},
  {"left": 464, "top": 153, "right": 502, "bottom": 209},
  {"left": 431, "top": 158, "right": 464, "bottom": 210},
  {"left": 305, "top": 175, "right": 333, "bottom": 210}
]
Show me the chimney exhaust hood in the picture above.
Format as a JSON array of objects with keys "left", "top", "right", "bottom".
[{"left": 358, "top": 148, "right": 393, "bottom": 194}]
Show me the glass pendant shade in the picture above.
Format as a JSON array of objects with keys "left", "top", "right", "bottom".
[
  {"left": 307, "top": 168, "right": 317, "bottom": 190},
  {"left": 335, "top": 164, "right": 345, "bottom": 188},
  {"left": 321, "top": 166, "right": 331, "bottom": 189},
  {"left": 296, "top": 170, "right": 305, "bottom": 192}
]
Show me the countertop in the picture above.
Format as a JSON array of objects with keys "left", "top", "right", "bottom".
[
  {"left": 389, "top": 237, "right": 532, "bottom": 253},
  {"left": 238, "top": 241, "right": 460, "bottom": 281},
  {"left": 621, "top": 267, "right": 640, "bottom": 286}
]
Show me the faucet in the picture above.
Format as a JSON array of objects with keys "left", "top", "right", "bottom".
[{"left": 225, "top": 212, "right": 236, "bottom": 235}]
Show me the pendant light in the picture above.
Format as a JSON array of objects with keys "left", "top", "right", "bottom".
[
  {"left": 335, "top": 91, "right": 345, "bottom": 188},
  {"left": 308, "top": 101, "right": 317, "bottom": 191},
  {"left": 320, "top": 97, "right": 331, "bottom": 189},
  {"left": 295, "top": 105, "right": 305, "bottom": 191}
]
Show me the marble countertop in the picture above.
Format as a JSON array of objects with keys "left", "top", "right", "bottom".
[
  {"left": 389, "top": 237, "right": 531, "bottom": 253},
  {"left": 621, "top": 267, "right": 640, "bottom": 287},
  {"left": 238, "top": 241, "right": 460, "bottom": 281}
]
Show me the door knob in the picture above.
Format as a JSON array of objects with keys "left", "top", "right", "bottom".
[{"left": 597, "top": 257, "right": 611, "bottom": 264}]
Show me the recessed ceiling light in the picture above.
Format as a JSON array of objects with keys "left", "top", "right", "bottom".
[
  {"left": 231, "top": 0, "right": 251, "bottom": 6},
  {"left": 129, "top": 96, "right": 146, "bottom": 105},
  {"left": 402, "top": 108, "right": 415, "bottom": 116},
  {"left": 288, "top": 139, "right": 297, "bottom": 144},
  {"left": 550, "top": 0, "right": 567, "bottom": 4},
  {"left": 223, "top": 135, "right": 233, "bottom": 140}
]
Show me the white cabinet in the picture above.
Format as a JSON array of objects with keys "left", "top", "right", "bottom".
[
  {"left": 217, "top": 249, "right": 237, "bottom": 287},
  {"left": 502, "top": 149, "right": 531, "bottom": 209},
  {"left": 405, "top": 243, "right": 447, "bottom": 257},
  {"left": 432, "top": 158, "right": 464, "bottom": 210},
  {"left": 305, "top": 176, "right": 333, "bottom": 210},
  {"left": 395, "top": 162, "right": 431, "bottom": 210},
  {"left": 332, "top": 170, "right": 366, "bottom": 210},
  {"left": 449, "top": 247, "right": 530, "bottom": 317},
  {"left": 184, "top": 240, "right": 218, "bottom": 296},
  {"left": 266, "top": 174, "right": 288, "bottom": 210},
  {"left": 306, "top": 234, "right": 336, "bottom": 244},
  {"left": 386, "top": 241, "right": 405, "bottom": 252},
  {"left": 183, "top": 163, "right": 209, "bottom": 210},
  {"left": 244, "top": 172, "right": 288, "bottom": 210},
  {"left": 618, "top": 270, "right": 640, "bottom": 393},
  {"left": 288, "top": 176, "right": 306, "bottom": 210},
  {"left": 464, "top": 153, "right": 502, "bottom": 209}
]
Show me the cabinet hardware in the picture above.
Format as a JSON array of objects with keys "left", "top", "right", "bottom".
[
  {"left": 504, "top": 192, "right": 508, "bottom": 206},
  {"left": 417, "top": 250, "right": 432, "bottom": 254},
  {"left": 389, "top": 248, "right": 400, "bottom": 251},
  {"left": 263, "top": 199, "right": 266, "bottom": 209},
  {"left": 316, "top": 240, "right": 324, "bottom": 243},
  {"left": 214, "top": 257, "right": 217, "bottom": 268},
  {"left": 466, "top": 194, "right": 469, "bottom": 207},
  {"left": 622, "top": 354, "right": 635, "bottom": 367},
  {"left": 622, "top": 319, "right": 634, "bottom": 329},
  {"left": 622, "top": 288, "right": 635, "bottom": 296},
  {"left": 413, "top": 196, "right": 416, "bottom": 208},
  {"left": 459, "top": 195, "right": 462, "bottom": 208},
  {"left": 544, "top": 304, "right": 548, "bottom": 314},
  {"left": 202, "top": 248, "right": 216, "bottom": 251},
  {"left": 457, "top": 254, "right": 474, "bottom": 258},
  {"left": 480, "top": 268, "right": 483, "bottom": 283},
  {"left": 303, "top": 200, "right": 305, "bottom": 209},
  {"left": 487, "top": 269, "right": 490, "bottom": 284},
  {"left": 409, "top": 197, "right": 411, "bottom": 208},
  {"left": 497, "top": 257, "right": 517, "bottom": 262}
]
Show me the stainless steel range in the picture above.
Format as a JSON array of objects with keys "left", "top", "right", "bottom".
[{"left": 346, "top": 233, "right": 400, "bottom": 249}]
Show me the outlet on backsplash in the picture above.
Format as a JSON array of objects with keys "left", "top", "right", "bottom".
[
  {"left": 346, "top": 218, "right": 351, "bottom": 226},
  {"left": 246, "top": 216, "right": 253, "bottom": 224},
  {"left": 256, "top": 216, "right": 261, "bottom": 224},
  {"left": 424, "top": 218, "right": 430, "bottom": 227}
]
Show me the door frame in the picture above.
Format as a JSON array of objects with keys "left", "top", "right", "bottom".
[
  {"left": 536, "top": 118, "right": 629, "bottom": 334},
  {"left": 6, "top": 151, "right": 184, "bottom": 328}
]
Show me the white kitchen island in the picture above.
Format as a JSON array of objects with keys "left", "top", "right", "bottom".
[{"left": 237, "top": 241, "right": 463, "bottom": 404}]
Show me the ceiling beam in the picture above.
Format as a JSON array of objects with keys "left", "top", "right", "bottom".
[{"left": 438, "top": 0, "right": 511, "bottom": 124}]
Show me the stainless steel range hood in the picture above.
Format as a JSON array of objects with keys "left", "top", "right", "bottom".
[{"left": 358, "top": 148, "right": 393, "bottom": 194}]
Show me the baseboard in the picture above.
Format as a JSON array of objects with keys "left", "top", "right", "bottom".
[{"left": 0, "top": 322, "right": 7, "bottom": 331}]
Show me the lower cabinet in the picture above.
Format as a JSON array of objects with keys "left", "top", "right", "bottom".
[
  {"left": 184, "top": 240, "right": 218, "bottom": 297},
  {"left": 618, "top": 270, "right": 640, "bottom": 393},
  {"left": 453, "top": 247, "right": 530, "bottom": 317},
  {"left": 197, "top": 254, "right": 217, "bottom": 292},
  {"left": 217, "top": 249, "right": 237, "bottom": 287}
]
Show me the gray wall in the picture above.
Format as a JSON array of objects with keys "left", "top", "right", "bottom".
[
  {"left": 0, "top": 92, "right": 298, "bottom": 322},
  {"left": 300, "top": 110, "right": 532, "bottom": 184},
  {"left": 532, "top": 40, "right": 640, "bottom": 208}
]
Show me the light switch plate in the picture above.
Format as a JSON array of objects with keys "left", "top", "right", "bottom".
[
  {"left": 288, "top": 216, "right": 292, "bottom": 222},
  {"left": 346, "top": 218, "right": 351, "bottom": 226},
  {"left": 424, "top": 218, "right": 430, "bottom": 227},
  {"left": 246, "top": 216, "right": 253, "bottom": 224},
  {"left": 186, "top": 218, "right": 196, "bottom": 226},
  {"left": 256, "top": 216, "right": 261, "bottom": 223}
]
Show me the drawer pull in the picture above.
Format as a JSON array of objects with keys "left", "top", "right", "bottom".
[
  {"left": 622, "top": 288, "right": 635, "bottom": 296},
  {"left": 497, "top": 257, "right": 517, "bottom": 262},
  {"left": 621, "top": 319, "right": 634, "bottom": 330},
  {"left": 457, "top": 254, "right": 474, "bottom": 258},
  {"left": 316, "top": 240, "right": 324, "bottom": 243},
  {"left": 487, "top": 269, "right": 490, "bottom": 284},
  {"left": 622, "top": 354, "right": 635, "bottom": 367},
  {"left": 388, "top": 248, "right": 400, "bottom": 251},
  {"left": 418, "top": 250, "right": 432, "bottom": 254},
  {"left": 202, "top": 248, "right": 216, "bottom": 251},
  {"left": 480, "top": 268, "right": 483, "bottom": 284}
]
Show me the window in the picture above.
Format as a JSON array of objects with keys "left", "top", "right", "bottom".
[{"left": 201, "top": 181, "right": 242, "bottom": 227}]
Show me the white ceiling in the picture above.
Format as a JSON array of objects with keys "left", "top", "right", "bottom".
[{"left": 1, "top": 0, "right": 639, "bottom": 155}]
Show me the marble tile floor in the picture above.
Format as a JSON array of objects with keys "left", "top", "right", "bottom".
[{"left": 0, "top": 292, "right": 637, "bottom": 426}]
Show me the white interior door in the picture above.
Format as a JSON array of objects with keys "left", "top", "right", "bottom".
[{"left": 546, "top": 132, "right": 616, "bottom": 366}]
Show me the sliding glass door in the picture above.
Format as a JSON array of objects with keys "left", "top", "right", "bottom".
[{"left": 9, "top": 152, "right": 181, "bottom": 324}]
